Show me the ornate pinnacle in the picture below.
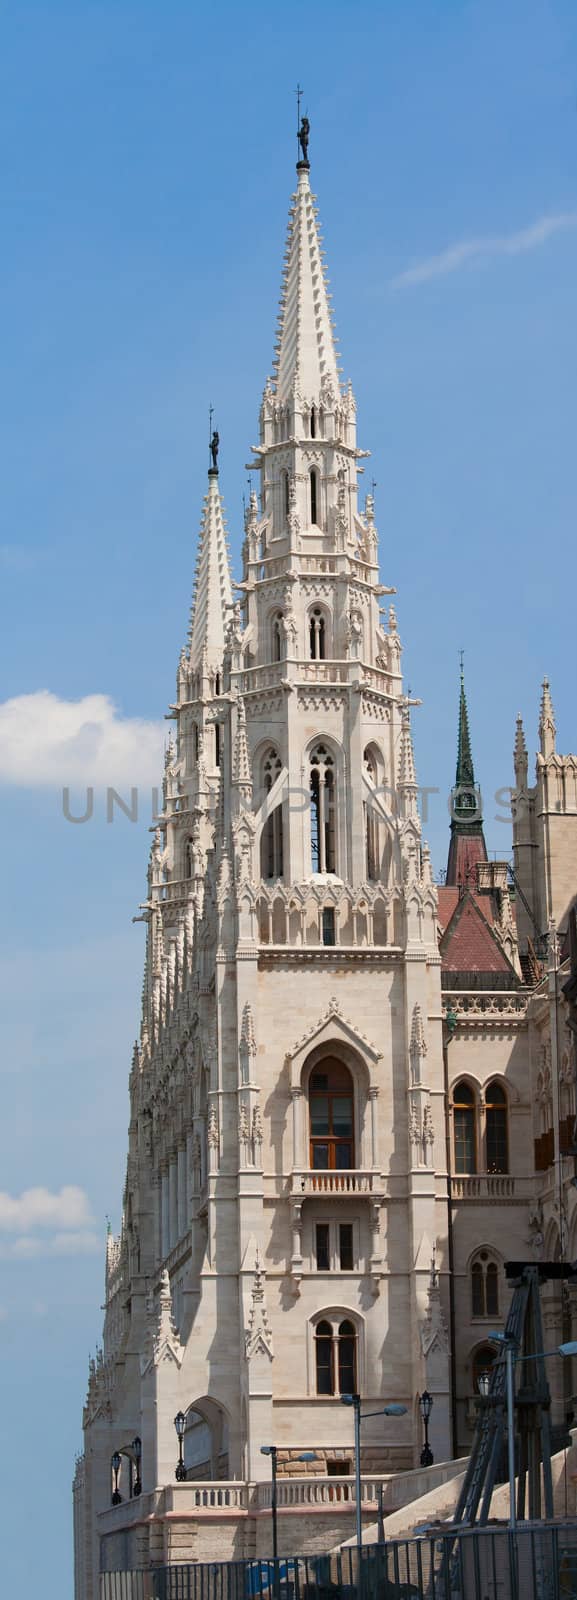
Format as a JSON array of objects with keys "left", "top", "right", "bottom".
[
  {"left": 399, "top": 705, "right": 417, "bottom": 789},
  {"left": 539, "top": 677, "right": 556, "bottom": 758},
  {"left": 514, "top": 713, "right": 528, "bottom": 788}
]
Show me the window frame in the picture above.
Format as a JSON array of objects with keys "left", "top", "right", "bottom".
[
  {"left": 312, "top": 1313, "right": 359, "bottom": 1397},
  {"left": 309, "top": 1059, "right": 355, "bottom": 1171},
  {"left": 452, "top": 1080, "right": 477, "bottom": 1174}
]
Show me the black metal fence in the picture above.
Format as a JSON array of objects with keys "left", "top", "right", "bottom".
[{"left": 100, "top": 1523, "right": 577, "bottom": 1600}]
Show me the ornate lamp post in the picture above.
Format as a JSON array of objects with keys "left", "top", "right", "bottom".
[
  {"left": 419, "top": 1390, "right": 434, "bottom": 1467},
  {"left": 111, "top": 1451, "right": 122, "bottom": 1505},
  {"left": 131, "top": 1435, "right": 142, "bottom": 1497},
  {"left": 174, "top": 1410, "right": 187, "bottom": 1481}
]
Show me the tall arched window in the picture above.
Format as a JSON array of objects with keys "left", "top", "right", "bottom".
[
  {"left": 310, "top": 468, "right": 318, "bottom": 525},
  {"left": 453, "top": 1081, "right": 476, "bottom": 1174},
  {"left": 309, "top": 608, "right": 326, "bottom": 661},
  {"left": 262, "top": 748, "right": 282, "bottom": 795},
  {"left": 310, "top": 404, "right": 316, "bottom": 439},
  {"left": 363, "top": 748, "right": 379, "bottom": 881},
  {"left": 315, "top": 1320, "right": 334, "bottom": 1393},
  {"left": 309, "top": 1059, "right": 354, "bottom": 1170},
  {"left": 272, "top": 613, "right": 283, "bottom": 662},
  {"left": 260, "top": 748, "right": 283, "bottom": 880},
  {"left": 471, "top": 1251, "right": 499, "bottom": 1318},
  {"left": 314, "top": 1315, "right": 357, "bottom": 1396},
  {"left": 485, "top": 1082, "right": 508, "bottom": 1174},
  {"left": 310, "top": 744, "right": 336, "bottom": 873}
]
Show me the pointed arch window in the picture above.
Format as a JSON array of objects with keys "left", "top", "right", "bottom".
[
  {"left": 310, "top": 468, "right": 318, "bottom": 525},
  {"left": 281, "top": 470, "right": 290, "bottom": 520},
  {"left": 309, "top": 608, "right": 326, "bottom": 661},
  {"left": 310, "top": 404, "right": 316, "bottom": 439},
  {"left": 314, "top": 1314, "right": 357, "bottom": 1396},
  {"left": 471, "top": 1251, "right": 500, "bottom": 1319},
  {"left": 309, "top": 1059, "right": 354, "bottom": 1170},
  {"left": 310, "top": 744, "right": 336, "bottom": 873},
  {"left": 453, "top": 1081, "right": 477, "bottom": 1174},
  {"left": 363, "top": 747, "right": 379, "bottom": 881},
  {"left": 272, "top": 612, "right": 283, "bottom": 662},
  {"left": 261, "top": 748, "right": 283, "bottom": 881},
  {"left": 485, "top": 1082, "right": 508, "bottom": 1175}
]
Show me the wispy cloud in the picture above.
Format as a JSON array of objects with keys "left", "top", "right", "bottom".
[
  {"left": 391, "top": 211, "right": 577, "bottom": 289},
  {"left": 0, "top": 1186, "right": 100, "bottom": 1259},
  {"left": 0, "top": 1184, "right": 94, "bottom": 1233},
  {"left": 0, "top": 690, "right": 165, "bottom": 788}
]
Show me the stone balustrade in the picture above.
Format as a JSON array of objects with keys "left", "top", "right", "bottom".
[
  {"left": 451, "top": 1174, "right": 534, "bottom": 1201},
  {"left": 292, "top": 1169, "right": 381, "bottom": 1199}
]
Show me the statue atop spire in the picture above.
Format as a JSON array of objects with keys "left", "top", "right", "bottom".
[
  {"left": 210, "top": 429, "right": 219, "bottom": 475},
  {"left": 297, "top": 114, "right": 310, "bottom": 169}
]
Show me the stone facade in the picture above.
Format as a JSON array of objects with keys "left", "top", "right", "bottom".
[{"left": 73, "top": 139, "right": 577, "bottom": 1595}]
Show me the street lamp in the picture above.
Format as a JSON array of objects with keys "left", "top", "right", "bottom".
[
  {"left": 487, "top": 1333, "right": 577, "bottom": 1531},
  {"left": 131, "top": 1435, "right": 142, "bottom": 1497},
  {"left": 341, "top": 1395, "right": 408, "bottom": 1549},
  {"left": 261, "top": 1447, "right": 317, "bottom": 1568},
  {"left": 261, "top": 1446, "right": 279, "bottom": 1567},
  {"left": 419, "top": 1390, "right": 434, "bottom": 1467},
  {"left": 111, "top": 1450, "right": 122, "bottom": 1505},
  {"left": 174, "top": 1410, "right": 187, "bottom": 1482}
]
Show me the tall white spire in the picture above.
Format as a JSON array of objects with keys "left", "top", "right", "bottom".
[
  {"left": 272, "top": 164, "right": 341, "bottom": 405},
  {"left": 188, "top": 467, "right": 233, "bottom": 671}
]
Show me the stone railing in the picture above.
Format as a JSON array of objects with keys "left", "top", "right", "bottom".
[
  {"left": 451, "top": 1174, "right": 532, "bottom": 1201},
  {"left": 258, "top": 1476, "right": 359, "bottom": 1509},
  {"left": 292, "top": 1170, "right": 381, "bottom": 1199},
  {"left": 168, "top": 1482, "right": 248, "bottom": 1510},
  {"left": 299, "top": 660, "right": 350, "bottom": 685},
  {"left": 443, "top": 992, "right": 527, "bottom": 1022}
]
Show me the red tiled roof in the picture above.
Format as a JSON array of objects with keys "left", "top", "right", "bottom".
[{"left": 439, "top": 890, "right": 513, "bottom": 975}]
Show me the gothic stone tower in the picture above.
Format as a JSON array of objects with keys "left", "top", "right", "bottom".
[{"left": 76, "top": 137, "right": 452, "bottom": 1588}]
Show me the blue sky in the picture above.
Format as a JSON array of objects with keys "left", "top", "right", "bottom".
[{"left": 1, "top": 1, "right": 576, "bottom": 1591}]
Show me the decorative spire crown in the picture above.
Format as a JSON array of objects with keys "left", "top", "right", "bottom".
[
  {"left": 271, "top": 139, "right": 341, "bottom": 405},
  {"left": 455, "top": 665, "right": 476, "bottom": 802}
]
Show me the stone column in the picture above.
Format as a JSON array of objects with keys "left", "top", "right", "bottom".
[
  {"left": 291, "top": 1085, "right": 305, "bottom": 1170},
  {"left": 161, "top": 1165, "right": 169, "bottom": 1260},
  {"left": 169, "top": 1156, "right": 178, "bottom": 1250},
  {"left": 177, "top": 1144, "right": 187, "bottom": 1239},
  {"left": 369, "top": 1085, "right": 379, "bottom": 1168}
]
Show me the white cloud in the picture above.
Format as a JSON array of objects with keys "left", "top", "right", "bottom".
[
  {"left": 391, "top": 211, "right": 577, "bottom": 288},
  {"left": 0, "top": 689, "right": 165, "bottom": 788},
  {"left": 0, "top": 1184, "right": 94, "bottom": 1233}
]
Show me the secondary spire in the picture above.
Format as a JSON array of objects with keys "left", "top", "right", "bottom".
[
  {"left": 187, "top": 436, "right": 233, "bottom": 672},
  {"left": 446, "top": 661, "right": 487, "bottom": 887}
]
